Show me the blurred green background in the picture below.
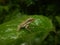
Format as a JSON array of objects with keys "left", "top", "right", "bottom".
[{"left": 0, "top": 0, "right": 60, "bottom": 45}]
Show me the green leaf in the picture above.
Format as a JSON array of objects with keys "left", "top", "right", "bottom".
[
  {"left": 55, "top": 16, "right": 60, "bottom": 25},
  {"left": 0, "top": 15, "right": 54, "bottom": 45},
  {"left": 25, "top": 0, "right": 34, "bottom": 6}
]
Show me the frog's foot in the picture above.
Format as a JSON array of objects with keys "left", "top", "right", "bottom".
[
  {"left": 17, "top": 25, "right": 21, "bottom": 31},
  {"left": 25, "top": 25, "right": 31, "bottom": 32}
]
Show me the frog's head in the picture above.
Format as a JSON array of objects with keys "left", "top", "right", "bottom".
[{"left": 27, "top": 17, "right": 34, "bottom": 22}]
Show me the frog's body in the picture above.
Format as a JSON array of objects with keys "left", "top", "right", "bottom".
[{"left": 17, "top": 18, "right": 34, "bottom": 31}]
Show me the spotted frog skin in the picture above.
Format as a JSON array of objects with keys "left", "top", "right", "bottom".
[{"left": 17, "top": 17, "right": 34, "bottom": 31}]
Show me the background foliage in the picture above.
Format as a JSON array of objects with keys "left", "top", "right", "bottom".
[{"left": 0, "top": 0, "right": 60, "bottom": 45}]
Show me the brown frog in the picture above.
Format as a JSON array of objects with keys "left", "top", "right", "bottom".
[{"left": 17, "top": 17, "right": 34, "bottom": 31}]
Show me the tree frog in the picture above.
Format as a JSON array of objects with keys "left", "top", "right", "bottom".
[{"left": 17, "top": 17, "right": 34, "bottom": 31}]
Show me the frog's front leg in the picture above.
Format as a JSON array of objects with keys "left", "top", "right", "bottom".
[{"left": 25, "top": 25, "right": 31, "bottom": 32}]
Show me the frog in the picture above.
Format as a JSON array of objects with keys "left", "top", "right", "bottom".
[{"left": 17, "top": 17, "right": 34, "bottom": 31}]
